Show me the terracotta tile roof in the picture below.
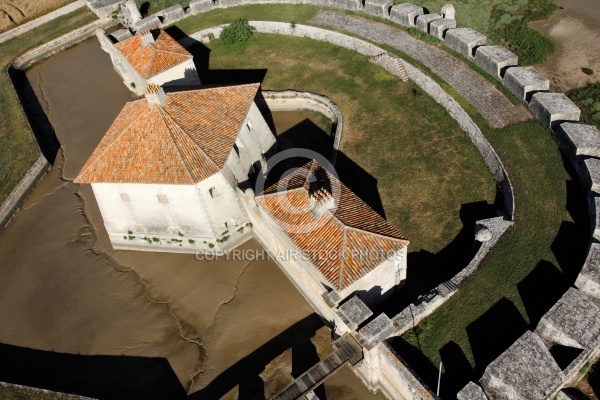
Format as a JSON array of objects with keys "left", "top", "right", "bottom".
[
  {"left": 256, "top": 161, "right": 409, "bottom": 291},
  {"left": 114, "top": 29, "right": 193, "bottom": 79},
  {"left": 75, "top": 83, "right": 260, "bottom": 184}
]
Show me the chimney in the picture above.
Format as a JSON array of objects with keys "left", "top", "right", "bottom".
[
  {"left": 308, "top": 166, "right": 336, "bottom": 217},
  {"left": 139, "top": 30, "right": 155, "bottom": 47},
  {"left": 145, "top": 84, "right": 167, "bottom": 105}
]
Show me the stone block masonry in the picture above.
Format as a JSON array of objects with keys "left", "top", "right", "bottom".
[
  {"left": 390, "top": 3, "right": 423, "bottom": 27},
  {"left": 364, "top": 0, "right": 392, "bottom": 17},
  {"left": 576, "top": 243, "right": 600, "bottom": 300},
  {"left": 444, "top": 27, "right": 486, "bottom": 58},
  {"left": 583, "top": 158, "right": 600, "bottom": 194},
  {"left": 529, "top": 92, "right": 581, "bottom": 130},
  {"left": 503, "top": 66, "right": 549, "bottom": 103},
  {"left": 594, "top": 196, "right": 600, "bottom": 241},
  {"left": 415, "top": 13, "right": 442, "bottom": 33},
  {"left": 162, "top": 5, "right": 186, "bottom": 25},
  {"left": 474, "top": 45, "right": 518, "bottom": 81},
  {"left": 429, "top": 18, "right": 456, "bottom": 39},
  {"left": 189, "top": 0, "right": 215, "bottom": 14},
  {"left": 555, "top": 123, "right": 600, "bottom": 160},
  {"left": 457, "top": 382, "right": 488, "bottom": 400}
]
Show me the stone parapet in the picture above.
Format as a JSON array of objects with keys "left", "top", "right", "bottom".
[
  {"left": 474, "top": 45, "right": 518, "bottom": 80},
  {"left": 457, "top": 382, "right": 489, "bottom": 400},
  {"left": 364, "top": 0, "right": 392, "bottom": 17},
  {"left": 443, "top": 27, "right": 486, "bottom": 58},
  {"left": 529, "top": 92, "right": 581, "bottom": 130},
  {"left": 576, "top": 243, "right": 600, "bottom": 300},
  {"left": 503, "top": 66, "right": 549, "bottom": 103},
  {"left": 415, "top": 13, "right": 442, "bottom": 33},
  {"left": 189, "top": 0, "right": 215, "bottom": 14},
  {"left": 429, "top": 18, "right": 456, "bottom": 39},
  {"left": 162, "top": 4, "right": 186, "bottom": 25},
  {"left": 555, "top": 123, "right": 600, "bottom": 160},
  {"left": 583, "top": 158, "right": 600, "bottom": 194},
  {"left": 390, "top": 3, "right": 423, "bottom": 27}
]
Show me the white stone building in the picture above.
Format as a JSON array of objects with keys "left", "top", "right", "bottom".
[
  {"left": 243, "top": 161, "right": 409, "bottom": 314},
  {"left": 75, "top": 83, "right": 276, "bottom": 253},
  {"left": 97, "top": 28, "right": 200, "bottom": 95}
]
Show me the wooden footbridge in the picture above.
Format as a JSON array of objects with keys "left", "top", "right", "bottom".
[{"left": 271, "top": 333, "right": 364, "bottom": 400}]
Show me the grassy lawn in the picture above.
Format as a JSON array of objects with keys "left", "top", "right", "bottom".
[
  {"left": 0, "top": 7, "right": 97, "bottom": 205},
  {"left": 0, "top": 0, "right": 76, "bottom": 34},
  {"left": 198, "top": 32, "right": 496, "bottom": 254},
  {"left": 567, "top": 82, "right": 600, "bottom": 130}
]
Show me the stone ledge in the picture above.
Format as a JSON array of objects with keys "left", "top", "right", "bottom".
[
  {"left": 415, "top": 13, "right": 442, "bottom": 33},
  {"left": 444, "top": 27, "right": 486, "bottom": 58},
  {"left": 429, "top": 18, "right": 456, "bottom": 39},
  {"left": 389, "top": 3, "right": 423, "bottom": 27},
  {"left": 503, "top": 66, "right": 549, "bottom": 103},
  {"left": 529, "top": 92, "right": 581, "bottom": 130},
  {"left": 576, "top": 242, "right": 600, "bottom": 300},
  {"left": 556, "top": 122, "right": 600, "bottom": 160},
  {"left": 474, "top": 45, "right": 518, "bottom": 81}
]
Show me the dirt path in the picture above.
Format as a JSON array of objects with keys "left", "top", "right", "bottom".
[{"left": 531, "top": 0, "right": 600, "bottom": 91}]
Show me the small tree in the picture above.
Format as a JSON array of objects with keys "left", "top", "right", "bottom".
[{"left": 221, "top": 19, "right": 255, "bottom": 45}]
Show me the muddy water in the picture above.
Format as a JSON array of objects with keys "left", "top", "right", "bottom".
[
  {"left": 531, "top": 0, "right": 600, "bottom": 91},
  {"left": 1, "top": 36, "right": 384, "bottom": 399}
]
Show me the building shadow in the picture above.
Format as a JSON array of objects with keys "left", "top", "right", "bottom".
[
  {"left": 0, "top": 342, "right": 185, "bottom": 399},
  {"left": 588, "top": 359, "right": 600, "bottom": 397},
  {"left": 379, "top": 201, "right": 496, "bottom": 317},
  {"left": 8, "top": 66, "right": 60, "bottom": 164},
  {"left": 188, "top": 313, "right": 326, "bottom": 400},
  {"left": 466, "top": 298, "right": 528, "bottom": 377},
  {"left": 439, "top": 341, "right": 474, "bottom": 400},
  {"left": 385, "top": 336, "right": 440, "bottom": 391},
  {"left": 517, "top": 260, "right": 569, "bottom": 328},
  {"left": 165, "top": 26, "right": 268, "bottom": 85}
]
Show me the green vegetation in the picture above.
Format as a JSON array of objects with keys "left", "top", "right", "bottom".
[
  {"left": 408, "top": 0, "right": 557, "bottom": 65},
  {"left": 0, "top": 8, "right": 97, "bottom": 205},
  {"left": 568, "top": 82, "right": 600, "bottom": 128},
  {"left": 407, "top": 27, "right": 439, "bottom": 45},
  {"left": 0, "top": 385, "right": 75, "bottom": 400},
  {"left": 582, "top": 67, "right": 595, "bottom": 76},
  {"left": 221, "top": 18, "right": 255, "bottom": 44}
]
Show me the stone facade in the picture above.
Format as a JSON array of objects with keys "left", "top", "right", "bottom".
[
  {"left": 429, "top": 18, "right": 456, "bottom": 39},
  {"left": 190, "top": 0, "right": 215, "bottom": 14},
  {"left": 503, "top": 66, "right": 549, "bottom": 103},
  {"left": 443, "top": 28, "right": 486, "bottom": 58},
  {"left": 576, "top": 243, "right": 600, "bottom": 300},
  {"left": 162, "top": 5, "right": 186, "bottom": 25},
  {"left": 479, "top": 331, "right": 564, "bottom": 400},
  {"left": 474, "top": 45, "right": 518, "bottom": 81},
  {"left": 335, "top": 296, "right": 373, "bottom": 331},
  {"left": 390, "top": 3, "right": 423, "bottom": 27},
  {"left": 415, "top": 13, "right": 442, "bottom": 34},
  {"left": 529, "top": 92, "right": 581, "bottom": 130},
  {"left": 84, "top": 0, "right": 124, "bottom": 18}
]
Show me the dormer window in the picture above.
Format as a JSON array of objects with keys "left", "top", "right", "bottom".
[
  {"left": 209, "top": 187, "right": 221, "bottom": 198},
  {"left": 157, "top": 194, "right": 168, "bottom": 204}
]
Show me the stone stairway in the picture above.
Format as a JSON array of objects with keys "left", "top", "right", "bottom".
[{"left": 370, "top": 52, "right": 409, "bottom": 83}]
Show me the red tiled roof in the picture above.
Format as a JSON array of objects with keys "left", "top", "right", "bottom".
[
  {"left": 75, "top": 83, "right": 260, "bottom": 184},
  {"left": 114, "top": 29, "right": 192, "bottom": 79},
  {"left": 256, "top": 161, "right": 409, "bottom": 291}
]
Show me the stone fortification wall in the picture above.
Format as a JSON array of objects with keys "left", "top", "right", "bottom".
[
  {"left": 12, "top": 18, "right": 118, "bottom": 70},
  {"left": 0, "top": 18, "right": 119, "bottom": 233}
]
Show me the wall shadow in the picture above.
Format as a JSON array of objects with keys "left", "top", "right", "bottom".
[
  {"left": 8, "top": 67, "right": 60, "bottom": 164},
  {"left": 386, "top": 336, "right": 440, "bottom": 392},
  {"left": 0, "top": 342, "right": 185, "bottom": 399},
  {"left": 188, "top": 313, "right": 325, "bottom": 400},
  {"left": 517, "top": 260, "right": 569, "bottom": 328},
  {"left": 439, "top": 341, "right": 474, "bottom": 399},
  {"left": 588, "top": 359, "right": 600, "bottom": 398},
  {"left": 466, "top": 298, "right": 528, "bottom": 377},
  {"left": 380, "top": 201, "right": 496, "bottom": 317}
]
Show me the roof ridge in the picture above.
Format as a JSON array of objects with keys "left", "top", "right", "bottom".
[
  {"left": 144, "top": 49, "right": 158, "bottom": 79},
  {"left": 156, "top": 107, "right": 197, "bottom": 183},
  {"left": 337, "top": 225, "right": 349, "bottom": 290},
  {"left": 76, "top": 102, "right": 146, "bottom": 182},
  {"left": 156, "top": 47, "right": 193, "bottom": 58},
  {"left": 343, "top": 224, "right": 409, "bottom": 245},
  {"left": 159, "top": 105, "right": 221, "bottom": 180},
  {"left": 258, "top": 186, "right": 306, "bottom": 198}
]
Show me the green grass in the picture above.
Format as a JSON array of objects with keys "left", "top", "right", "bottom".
[
  {"left": 567, "top": 82, "right": 600, "bottom": 129},
  {"left": 0, "top": 385, "right": 75, "bottom": 400},
  {"left": 0, "top": 8, "right": 97, "bottom": 205},
  {"left": 201, "top": 32, "right": 495, "bottom": 253}
]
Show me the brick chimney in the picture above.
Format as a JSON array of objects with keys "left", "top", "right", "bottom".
[
  {"left": 145, "top": 84, "right": 166, "bottom": 105},
  {"left": 139, "top": 30, "right": 155, "bottom": 47},
  {"left": 308, "top": 166, "right": 336, "bottom": 217}
]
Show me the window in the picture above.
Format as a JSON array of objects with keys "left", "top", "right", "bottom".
[
  {"left": 209, "top": 186, "right": 221, "bottom": 199},
  {"left": 120, "top": 193, "right": 130, "bottom": 202},
  {"left": 247, "top": 121, "right": 253, "bottom": 130},
  {"left": 233, "top": 142, "right": 240, "bottom": 157},
  {"left": 157, "top": 194, "right": 169, "bottom": 204}
]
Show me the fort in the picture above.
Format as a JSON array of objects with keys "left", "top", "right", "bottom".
[{"left": 1, "top": 0, "right": 599, "bottom": 398}]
